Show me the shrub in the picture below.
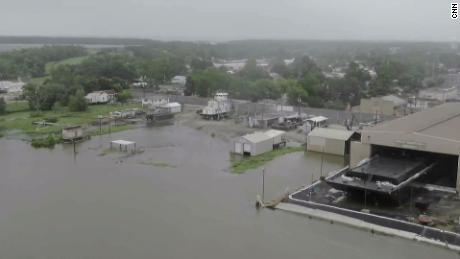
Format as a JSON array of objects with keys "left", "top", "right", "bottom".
[
  {"left": 44, "top": 117, "right": 58, "bottom": 123},
  {"left": 29, "top": 111, "right": 43, "bottom": 118},
  {"left": 0, "top": 97, "right": 5, "bottom": 115},
  {"left": 68, "top": 89, "right": 87, "bottom": 112},
  {"left": 31, "top": 135, "right": 61, "bottom": 149}
]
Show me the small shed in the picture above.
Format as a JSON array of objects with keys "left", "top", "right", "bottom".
[
  {"left": 161, "top": 102, "right": 182, "bottom": 113},
  {"left": 307, "top": 128, "right": 358, "bottom": 156},
  {"left": 110, "top": 140, "right": 136, "bottom": 152},
  {"left": 264, "top": 129, "right": 287, "bottom": 147},
  {"left": 234, "top": 132, "right": 273, "bottom": 156},
  {"left": 62, "top": 126, "right": 83, "bottom": 141}
]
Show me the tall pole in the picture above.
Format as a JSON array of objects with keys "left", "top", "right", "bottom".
[
  {"left": 262, "top": 168, "right": 265, "bottom": 202},
  {"left": 320, "top": 147, "right": 324, "bottom": 178}
]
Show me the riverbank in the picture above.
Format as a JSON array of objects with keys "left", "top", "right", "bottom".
[
  {"left": 0, "top": 101, "right": 142, "bottom": 138},
  {"left": 231, "top": 146, "right": 305, "bottom": 173}
]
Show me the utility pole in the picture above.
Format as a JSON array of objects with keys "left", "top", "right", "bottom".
[
  {"left": 97, "top": 115, "right": 103, "bottom": 135},
  {"left": 320, "top": 147, "right": 324, "bottom": 178},
  {"left": 262, "top": 168, "right": 265, "bottom": 202}
]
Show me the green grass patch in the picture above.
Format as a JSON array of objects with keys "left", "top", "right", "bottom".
[
  {"left": 6, "top": 101, "right": 29, "bottom": 113},
  {"left": 90, "top": 124, "right": 135, "bottom": 136},
  {"left": 0, "top": 103, "right": 141, "bottom": 137},
  {"left": 139, "top": 159, "right": 176, "bottom": 168},
  {"left": 230, "top": 146, "right": 305, "bottom": 174},
  {"left": 45, "top": 56, "right": 89, "bottom": 74},
  {"left": 31, "top": 135, "right": 62, "bottom": 149},
  {"left": 98, "top": 148, "right": 119, "bottom": 156}
]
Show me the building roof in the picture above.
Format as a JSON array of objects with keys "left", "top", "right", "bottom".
[
  {"left": 162, "top": 102, "right": 181, "bottom": 108},
  {"left": 307, "top": 116, "right": 328, "bottom": 123},
  {"left": 308, "top": 128, "right": 356, "bottom": 141},
  {"left": 381, "top": 95, "right": 407, "bottom": 106},
  {"left": 241, "top": 132, "right": 272, "bottom": 143},
  {"left": 361, "top": 103, "right": 460, "bottom": 155},
  {"left": 264, "top": 129, "right": 286, "bottom": 138},
  {"left": 111, "top": 140, "right": 135, "bottom": 145},
  {"left": 63, "top": 125, "right": 82, "bottom": 130},
  {"left": 86, "top": 90, "right": 116, "bottom": 96}
]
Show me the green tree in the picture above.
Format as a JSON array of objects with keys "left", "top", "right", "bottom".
[
  {"left": 239, "top": 59, "right": 269, "bottom": 80},
  {"left": 68, "top": 89, "right": 87, "bottom": 112},
  {"left": 184, "top": 76, "right": 195, "bottom": 96},
  {"left": 190, "top": 57, "right": 213, "bottom": 72},
  {"left": 0, "top": 97, "right": 6, "bottom": 115},
  {"left": 286, "top": 83, "right": 309, "bottom": 105},
  {"left": 117, "top": 89, "right": 133, "bottom": 103},
  {"left": 23, "top": 83, "right": 60, "bottom": 111}
]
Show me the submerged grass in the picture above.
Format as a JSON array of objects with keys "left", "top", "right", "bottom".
[
  {"left": 139, "top": 159, "right": 177, "bottom": 168},
  {"left": 0, "top": 103, "right": 141, "bottom": 137},
  {"left": 230, "top": 146, "right": 305, "bottom": 174}
]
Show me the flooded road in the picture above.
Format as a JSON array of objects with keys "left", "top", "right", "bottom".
[{"left": 0, "top": 125, "right": 458, "bottom": 258}]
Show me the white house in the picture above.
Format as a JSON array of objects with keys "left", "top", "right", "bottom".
[
  {"left": 85, "top": 90, "right": 117, "bottom": 104},
  {"left": 171, "top": 76, "right": 187, "bottom": 86}
]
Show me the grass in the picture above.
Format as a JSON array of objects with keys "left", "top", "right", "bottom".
[
  {"left": 6, "top": 101, "right": 29, "bottom": 113},
  {"left": 31, "top": 135, "right": 62, "bottom": 149},
  {"left": 139, "top": 159, "right": 177, "bottom": 168},
  {"left": 230, "top": 146, "right": 305, "bottom": 174},
  {"left": 90, "top": 124, "right": 135, "bottom": 136},
  {"left": 0, "top": 103, "right": 142, "bottom": 137},
  {"left": 28, "top": 76, "right": 49, "bottom": 85},
  {"left": 45, "top": 56, "right": 89, "bottom": 74},
  {"left": 98, "top": 148, "right": 119, "bottom": 156}
]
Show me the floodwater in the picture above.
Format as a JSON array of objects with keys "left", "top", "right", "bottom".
[{"left": 0, "top": 125, "right": 458, "bottom": 258}]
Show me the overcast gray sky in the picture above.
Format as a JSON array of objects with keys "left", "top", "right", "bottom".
[{"left": 0, "top": 0, "right": 458, "bottom": 41}]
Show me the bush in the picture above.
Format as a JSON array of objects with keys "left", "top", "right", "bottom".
[
  {"left": 31, "top": 135, "right": 61, "bottom": 149},
  {"left": 44, "top": 117, "right": 58, "bottom": 123},
  {"left": 117, "top": 90, "right": 133, "bottom": 103},
  {"left": 0, "top": 97, "right": 5, "bottom": 115},
  {"left": 68, "top": 89, "right": 87, "bottom": 112},
  {"left": 29, "top": 111, "right": 43, "bottom": 118}
]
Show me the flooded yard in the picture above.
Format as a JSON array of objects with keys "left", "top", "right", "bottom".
[{"left": 0, "top": 124, "right": 458, "bottom": 258}]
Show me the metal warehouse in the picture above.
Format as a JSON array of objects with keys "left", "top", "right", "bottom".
[
  {"left": 234, "top": 130, "right": 286, "bottom": 156},
  {"left": 352, "top": 103, "right": 460, "bottom": 191},
  {"left": 307, "top": 128, "right": 358, "bottom": 156}
]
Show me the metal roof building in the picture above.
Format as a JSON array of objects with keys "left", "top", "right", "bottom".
[
  {"left": 361, "top": 103, "right": 460, "bottom": 156},
  {"left": 233, "top": 130, "right": 287, "bottom": 156},
  {"left": 355, "top": 103, "right": 460, "bottom": 191},
  {"left": 307, "top": 128, "right": 358, "bottom": 156}
]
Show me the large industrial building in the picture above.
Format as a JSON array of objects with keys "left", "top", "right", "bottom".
[{"left": 349, "top": 103, "right": 460, "bottom": 192}]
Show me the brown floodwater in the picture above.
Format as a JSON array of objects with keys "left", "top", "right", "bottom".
[{"left": 0, "top": 125, "right": 458, "bottom": 258}]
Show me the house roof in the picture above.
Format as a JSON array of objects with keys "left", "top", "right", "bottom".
[
  {"left": 111, "top": 140, "right": 135, "bottom": 145},
  {"left": 307, "top": 116, "right": 328, "bottom": 123},
  {"left": 381, "top": 95, "right": 407, "bottom": 106},
  {"left": 308, "top": 128, "right": 356, "bottom": 141},
  {"left": 361, "top": 103, "right": 460, "bottom": 155},
  {"left": 162, "top": 102, "right": 181, "bottom": 108},
  {"left": 63, "top": 125, "right": 82, "bottom": 130},
  {"left": 264, "top": 129, "right": 286, "bottom": 138},
  {"left": 241, "top": 132, "right": 272, "bottom": 143}
]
